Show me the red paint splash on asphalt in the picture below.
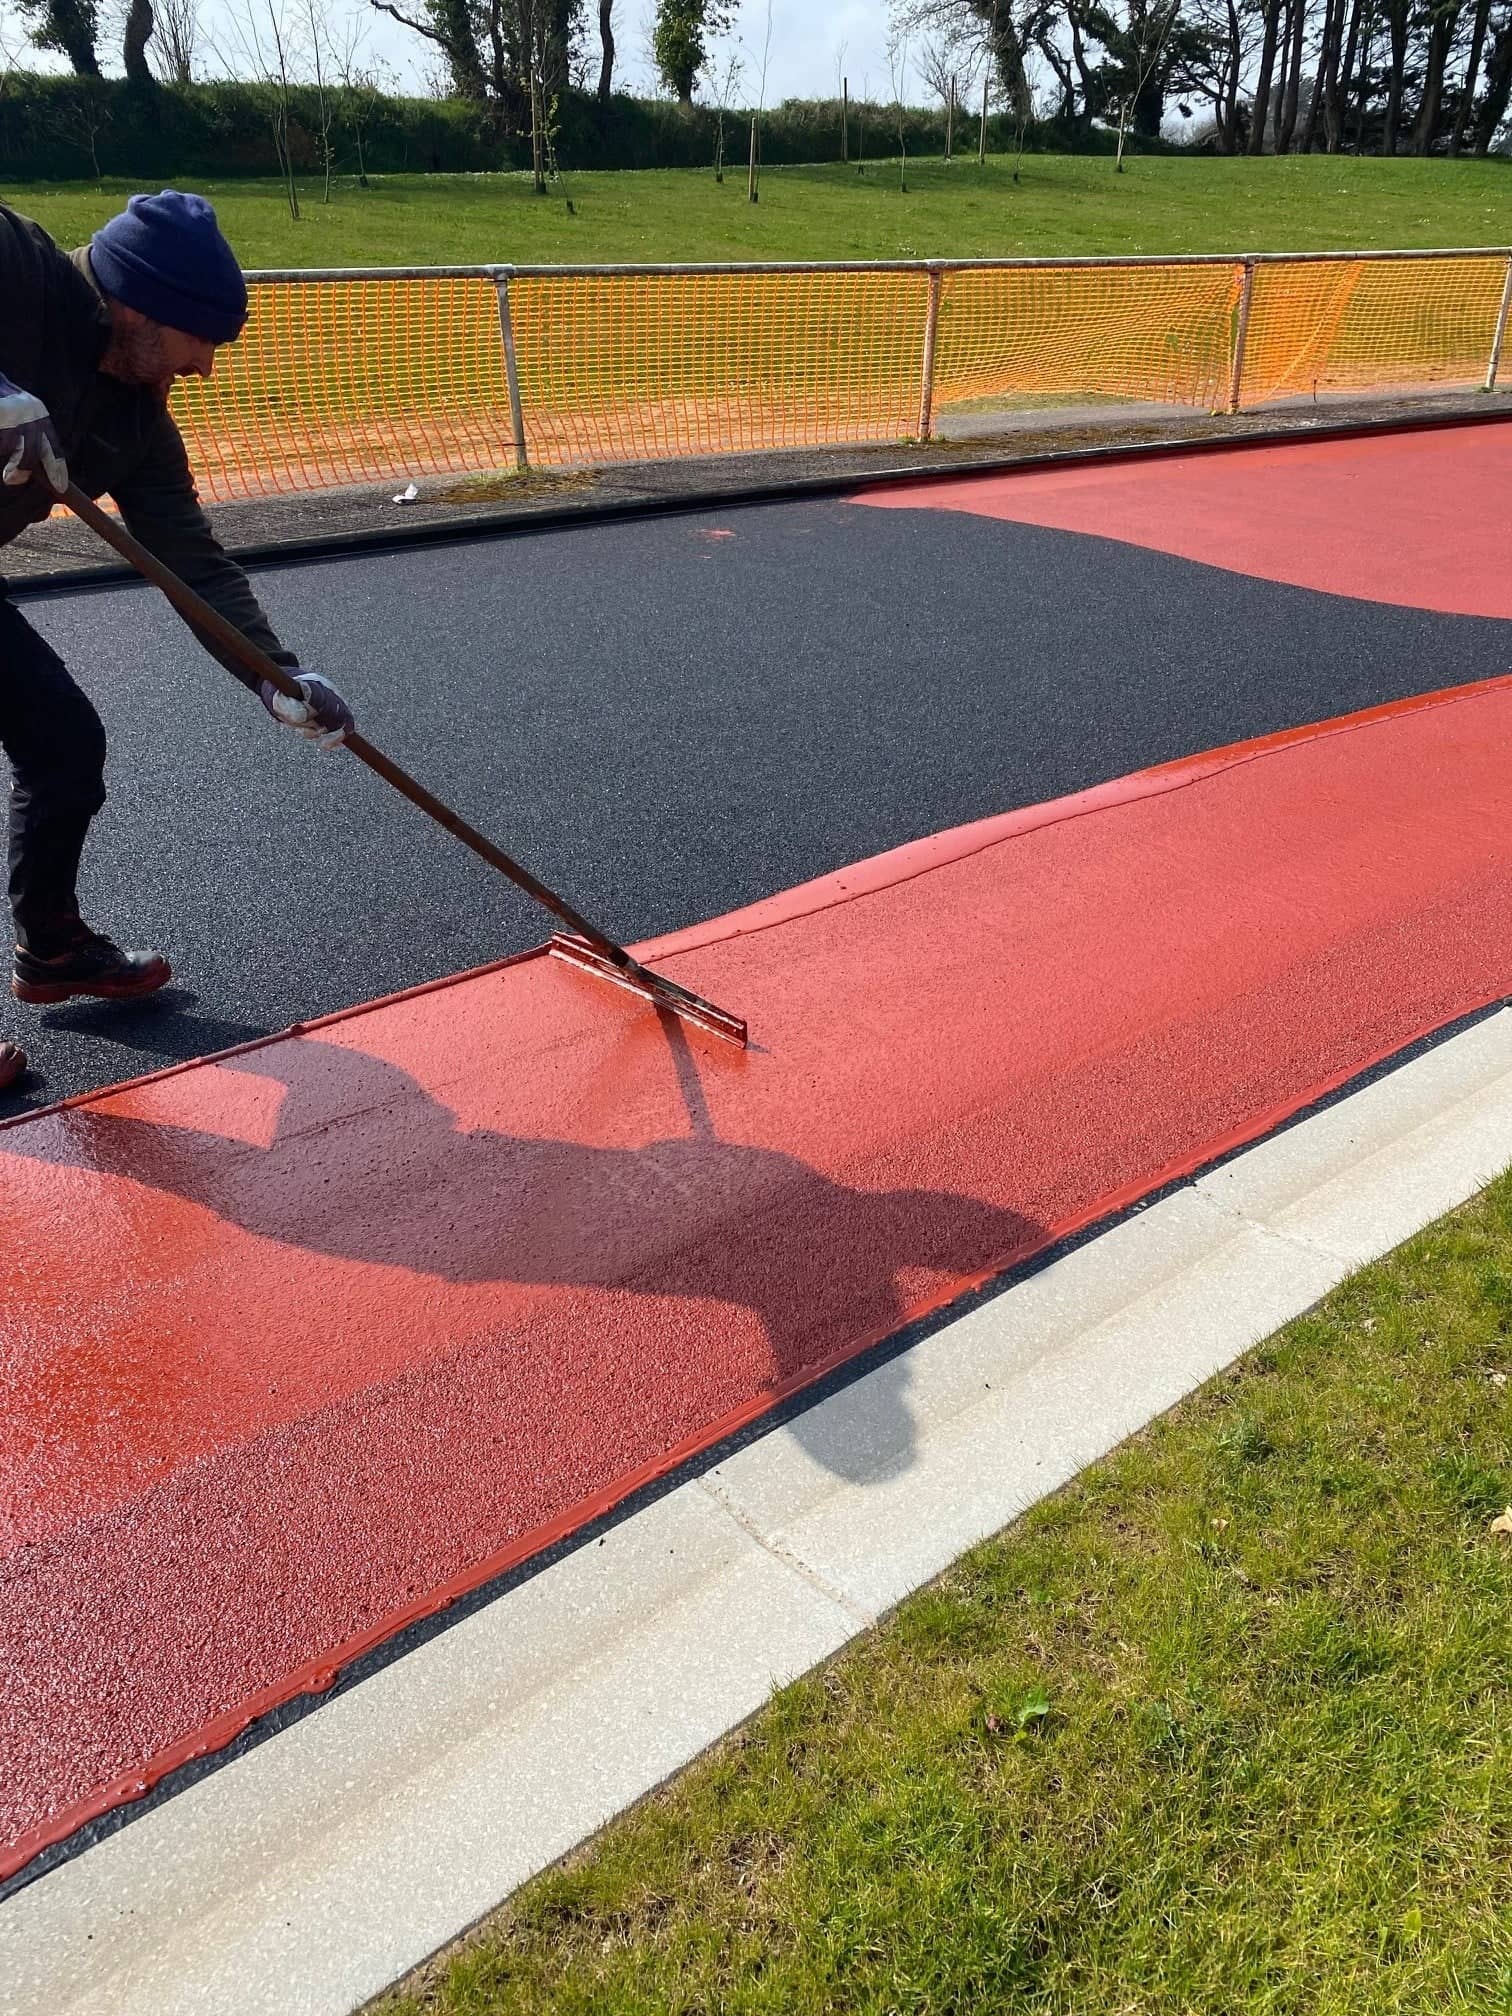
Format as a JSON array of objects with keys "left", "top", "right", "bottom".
[
  {"left": 5, "top": 671, "right": 1512, "bottom": 1878},
  {"left": 856, "top": 420, "right": 1512, "bottom": 618}
]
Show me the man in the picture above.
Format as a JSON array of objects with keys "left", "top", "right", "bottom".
[{"left": 0, "top": 190, "right": 354, "bottom": 1094}]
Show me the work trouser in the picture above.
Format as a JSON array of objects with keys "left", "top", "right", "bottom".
[{"left": 0, "top": 589, "right": 108, "bottom": 957}]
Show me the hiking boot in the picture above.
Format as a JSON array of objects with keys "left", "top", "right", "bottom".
[
  {"left": 0, "top": 1041, "right": 24, "bottom": 1090},
  {"left": 13, "top": 930, "right": 172, "bottom": 1005}
]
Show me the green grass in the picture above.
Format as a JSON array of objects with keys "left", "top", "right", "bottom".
[
  {"left": 380, "top": 1171, "right": 1512, "bottom": 2016},
  {"left": 9, "top": 154, "right": 1511, "bottom": 269}
]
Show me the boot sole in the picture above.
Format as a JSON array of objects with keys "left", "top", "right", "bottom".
[{"left": 12, "top": 967, "right": 173, "bottom": 1005}]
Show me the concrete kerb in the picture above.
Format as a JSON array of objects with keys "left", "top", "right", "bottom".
[{"left": 4, "top": 999, "right": 1512, "bottom": 2016}]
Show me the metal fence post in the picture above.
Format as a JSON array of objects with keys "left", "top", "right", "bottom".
[
  {"left": 1487, "top": 254, "right": 1512, "bottom": 394},
  {"left": 494, "top": 268, "right": 530, "bottom": 471},
  {"left": 1226, "top": 257, "right": 1256, "bottom": 414},
  {"left": 917, "top": 263, "right": 944, "bottom": 442}
]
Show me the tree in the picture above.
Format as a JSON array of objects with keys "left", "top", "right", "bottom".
[
  {"left": 218, "top": 0, "right": 305, "bottom": 218},
  {"left": 336, "top": 29, "right": 388, "bottom": 182},
  {"left": 1171, "top": 0, "right": 1260, "bottom": 149},
  {"left": 367, "top": 0, "right": 581, "bottom": 127},
  {"left": 916, "top": 23, "right": 981, "bottom": 154},
  {"left": 148, "top": 0, "right": 198, "bottom": 80},
  {"left": 887, "top": 25, "right": 911, "bottom": 188},
  {"left": 1410, "top": 0, "right": 1460, "bottom": 149},
  {"left": 1380, "top": 0, "right": 1410, "bottom": 148},
  {"left": 42, "top": 71, "right": 111, "bottom": 171},
  {"left": 1328, "top": 0, "right": 1370, "bottom": 148},
  {"left": 303, "top": 0, "right": 337, "bottom": 198},
  {"left": 891, "top": 0, "right": 1044, "bottom": 130},
  {"left": 595, "top": 0, "right": 612, "bottom": 99},
  {"left": 368, "top": 0, "right": 488, "bottom": 100},
  {"left": 16, "top": 0, "right": 102, "bottom": 74},
  {"left": 1247, "top": 0, "right": 1283, "bottom": 147},
  {"left": 122, "top": 0, "right": 156, "bottom": 82},
  {"left": 1300, "top": 0, "right": 1351, "bottom": 147},
  {"left": 1083, "top": 0, "right": 1182, "bottom": 161},
  {"left": 745, "top": 0, "right": 767, "bottom": 199},
  {"left": 1032, "top": 0, "right": 1089, "bottom": 128},
  {"left": 1341, "top": 0, "right": 1378, "bottom": 150},
  {"left": 1450, "top": 0, "right": 1495, "bottom": 149},
  {"left": 652, "top": 0, "right": 729, "bottom": 106},
  {"left": 986, "top": 0, "right": 1037, "bottom": 119},
  {"left": 1471, "top": 0, "right": 1512, "bottom": 147},
  {"left": 698, "top": 36, "right": 741, "bottom": 175},
  {"left": 1004, "top": 65, "right": 1038, "bottom": 171},
  {"left": 521, "top": 0, "right": 552, "bottom": 188}
]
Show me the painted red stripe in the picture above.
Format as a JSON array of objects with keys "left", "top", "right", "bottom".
[
  {"left": 5, "top": 676, "right": 1512, "bottom": 1877},
  {"left": 854, "top": 420, "right": 1512, "bottom": 619}
]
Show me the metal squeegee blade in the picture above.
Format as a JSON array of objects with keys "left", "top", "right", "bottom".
[{"left": 547, "top": 935, "right": 748, "bottom": 1048}]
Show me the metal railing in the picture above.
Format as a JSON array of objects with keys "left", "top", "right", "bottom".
[{"left": 166, "top": 247, "right": 1512, "bottom": 505}]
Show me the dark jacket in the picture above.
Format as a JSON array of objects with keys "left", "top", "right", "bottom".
[{"left": 0, "top": 202, "right": 294, "bottom": 674}]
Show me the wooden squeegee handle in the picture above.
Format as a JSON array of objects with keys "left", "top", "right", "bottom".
[{"left": 62, "top": 483, "right": 635, "bottom": 968}]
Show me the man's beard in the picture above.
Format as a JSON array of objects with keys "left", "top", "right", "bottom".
[{"left": 102, "top": 322, "right": 173, "bottom": 400}]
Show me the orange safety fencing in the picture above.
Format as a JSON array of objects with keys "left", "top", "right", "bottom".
[
  {"left": 172, "top": 274, "right": 518, "bottom": 500},
  {"left": 159, "top": 251, "right": 1511, "bottom": 507},
  {"left": 1241, "top": 253, "right": 1512, "bottom": 403},
  {"left": 509, "top": 266, "right": 932, "bottom": 465},
  {"left": 933, "top": 259, "right": 1244, "bottom": 417}
]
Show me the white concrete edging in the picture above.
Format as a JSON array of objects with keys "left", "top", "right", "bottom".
[{"left": 5, "top": 1005, "right": 1512, "bottom": 2016}]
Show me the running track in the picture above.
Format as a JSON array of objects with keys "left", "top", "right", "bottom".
[{"left": 2, "top": 421, "right": 1511, "bottom": 1879}]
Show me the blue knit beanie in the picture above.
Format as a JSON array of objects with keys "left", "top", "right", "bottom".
[{"left": 90, "top": 191, "right": 248, "bottom": 344}]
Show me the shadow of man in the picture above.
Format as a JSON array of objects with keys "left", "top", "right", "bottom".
[
  {"left": 12, "top": 1016, "right": 1044, "bottom": 1486},
  {"left": 0, "top": 996, "right": 278, "bottom": 1119}
]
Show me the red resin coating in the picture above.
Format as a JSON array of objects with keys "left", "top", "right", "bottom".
[
  {"left": 856, "top": 422, "right": 1512, "bottom": 619},
  {"left": 5, "top": 673, "right": 1512, "bottom": 1877}
]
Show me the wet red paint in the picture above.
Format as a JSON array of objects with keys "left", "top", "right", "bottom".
[
  {"left": 856, "top": 420, "right": 1512, "bottom": 618},
  {"left": 6, "top": 671, "right": 1512, "bottom": 1877}
]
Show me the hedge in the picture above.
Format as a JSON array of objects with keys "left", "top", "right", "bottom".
[{"left": 0, "top": 71, "right": 1171, "bottom": 182}]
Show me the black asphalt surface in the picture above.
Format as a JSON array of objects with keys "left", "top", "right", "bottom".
[{"left": 5, "top": 495, "right": 1511, "bottom": 1111}]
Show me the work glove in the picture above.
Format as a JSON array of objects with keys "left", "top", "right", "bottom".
[
  {"left": 259, "top": 669, "right": 356, "bottom": 749},
  {"left": 0, "top": 373, "right": 68, "bottom": 495}
]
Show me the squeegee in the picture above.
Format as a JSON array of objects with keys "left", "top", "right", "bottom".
[{"left": 63, "top": 484, "right": 747, "bottom": 1049}]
